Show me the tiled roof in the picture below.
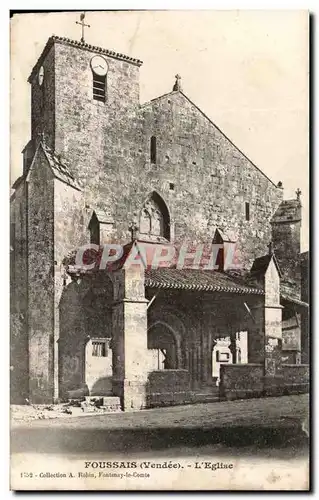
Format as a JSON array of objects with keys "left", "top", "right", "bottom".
[
  {"left": 28, "top": 35, "right": 143, "bottom": 82},
  {"left": 271, "top": 199, "right": 301, "bottom": 223},
  {"left": 11, "top": 175, "right": 24, "bottom": 190},
  {"left": 11, "top": 143, "right": 81, "bottom": 193},
  {"left": 62, "top": 240, "right": 308, "bottom": 307},
  {"left": 41, "top": 143, "right": 81, "bottom": 191},
  {"left": 145, "top": 268, "right": 264, "bottom": 295},
  {"left": 280, "top": 293, "right": 309, "bottom": 308}
]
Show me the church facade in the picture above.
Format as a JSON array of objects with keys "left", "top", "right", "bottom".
[{"left": 10, "top": 35, "right": 309, "bottom": 409}]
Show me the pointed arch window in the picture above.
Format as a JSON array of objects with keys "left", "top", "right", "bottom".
[{"left": 139, "top": 192, "right": 170, "bottom": 241}]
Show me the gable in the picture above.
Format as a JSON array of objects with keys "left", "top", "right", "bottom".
[
  {"left": 251, "top": 253, "right": 282, "bottom": 279},
  {"left": 141, "top": 90, "right": 279, "bottom": 189}
]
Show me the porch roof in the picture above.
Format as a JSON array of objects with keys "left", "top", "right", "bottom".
[
  {"left": 145, "top": 268, "right": 309, "bottom": 308},
  {"left": 145, "top": 268, "right": 264, "bottom": 295}
]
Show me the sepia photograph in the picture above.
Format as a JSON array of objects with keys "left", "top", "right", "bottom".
[{"left": 10, "top": 9, "right": 309, "bottom": 491}]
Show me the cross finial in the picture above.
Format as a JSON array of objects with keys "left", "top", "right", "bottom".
[
  {"left": 173, "top": 74, "right": 182, "bottom": 92},
  {"left": 76, "top": 12, "right": 90, "bottom": 44},
  {"left": 128, "top": 221, "right": 138, "bottom": 241},
  {"left": 267, "top": 241, "right": 273, "bottom": 256},
  {"left": 296, "top": 188, "right": 302, "bottom": 201}
]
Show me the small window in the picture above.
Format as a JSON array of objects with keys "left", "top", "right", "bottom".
[
  {"left": 92, "top": 341, "right": 107, "bottom": 357},
  {"left": 93, "top": 73, "right": 106, "bottom": 102},
  {"left": 150, "top": 136, "right": 157, "bottom": 164},
  {"left": 89, "top": 216, "right": 100, "bottom": 245},
  {"left": 10, "top": 222, "right": 15, "bottom": 249},
  {"left": 216, "top": 351, "right": 230, "bottom": 362},
  {"left": 169, "top": 182, "right": 175, "bottom": 191},
  {"left": 245, "top": 202, "right": 250, "bottom": 221}
]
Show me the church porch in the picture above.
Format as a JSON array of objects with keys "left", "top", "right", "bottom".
[
  {"left": 143, "top": 268, "right": 309, "bottom": 407},
  {"left": 145, "top": 288, "right": 254, "bottom": 407},
  {"left": 58, "top": 262, "right": 308, "bottom": 411},
  {"left": 143, "top": 269, "right": 267, "bottom": 408}
]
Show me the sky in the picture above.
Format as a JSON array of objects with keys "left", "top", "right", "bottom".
[{"left": 10, "top": 10, "right": 309, "bottom": 250}]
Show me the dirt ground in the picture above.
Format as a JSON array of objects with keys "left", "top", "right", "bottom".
[{"left": 11, "top": 393, "right": 309, "bottom": 429}]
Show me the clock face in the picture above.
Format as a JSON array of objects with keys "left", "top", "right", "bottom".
[
  {"left": 90, "top": 56, "right": 108, "bottom": 76},
  {"left": 38, "top": 66, "right": 44, "bottom": 86}
]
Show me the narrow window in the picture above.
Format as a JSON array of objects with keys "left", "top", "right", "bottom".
[
  {"left": 92, "top": 341, "right": 107, "bottom": 357},
  {"left": 169, "top": 182, "right": 175, "bottom": 191},
  {"left": 150, "top": 136, "right": 157, "bottom": 164},
  {"left": 93, "top": 73, "right": 106, "bottom": 102},
  {"left": 245, "top": 202, "right": 250, "bottom": 221},
  {"left": 89, "top": 216, "right": 100, "bottom": 245}
]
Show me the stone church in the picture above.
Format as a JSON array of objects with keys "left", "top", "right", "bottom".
[{"left": 10, "top": 34, "right": 309, "bottom": 410}]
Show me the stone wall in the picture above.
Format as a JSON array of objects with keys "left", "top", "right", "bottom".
[
  {"left": 220, "top": 362, "right": 309, "bottom": 401},
  {"left": 147, "top": 369, "right": 191, "bottom": 407},
  {"left": 272, "top": 221, "right": 301, "bottom": 289},
  {"left": 27, "top": 147, "right": 55, "bottom": 403},
  {"left": 30, "top": 44, "right": 55, "bottom": 150},
  {"left": 53, "top": 179, "right": 88, "bottom": 399},
  {"left": 53, "top": 40, "right": 141, "bottom": 240},
  {"left": 219, "top": 363, "right": 264, "bottom": 400},
  {"left": 281, "top": 364, "right": 309, "bottom": 394},
  {"left": 10, "top": 181, "right": 29, "bottom": 402},
  {"left": 13, "top": 37, "right": 300, "bottom": 405},
  {"left": 300, "top": 252, "right": 309, "bottom": 363},
  {"left": 29, "top": 39, "right": 284, "bottom": 272},
  {"left": 58, "top": 274, "right": 113, "bottom": 398},
  {"left": 138, "top": 92, "right": 283, "bottom": 269}
]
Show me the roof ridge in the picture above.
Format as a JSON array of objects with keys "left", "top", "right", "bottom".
[
  {"left": 28, "top": 35, "right": 143, "bottom": 83},
  {"left": 140, "top": 90, "right": 178, "bottom": 108}
]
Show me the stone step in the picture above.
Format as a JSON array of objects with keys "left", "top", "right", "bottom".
[
  {"left": 191, "top": 394, "right": 220, "bottom": 404},
  {"left": 82, "top": 395, "right": 122, "bottom": 413},
  {"left": 190, "top": 390, "right": 220, "bottom": 404}
]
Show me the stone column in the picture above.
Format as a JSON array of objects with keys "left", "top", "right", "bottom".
[
  {"left": 229, "top": 330, "right": 237, "bottom": 364},
  {"left": 111, "top": 267, "right": 149, "bottom": 411},
  {"left": 249, "top": 256, "right": 283, "bottom": 394},
  {"left": 249, "top": 299, "right": 283, "bottom": 374},
  {"left": 264, "top": 258, "right": 283, "bottom": 384},
  {"left": 264, "top": 306, "right": 283, "bottom": 376},
  {"left": 301, "top": 311, "right": 309, "bottom": 364},
  {"left": 190, "top": 342, "right": 198, "bottom": 389},
  {"left": 53, "top": 265, "right": 65, "bottom": 402},
  {"left": 201, "top": 309, "right": 213, "bottom": 385},
  {"left": 248, "top": 302, "right": 265, "bottom": 364}
]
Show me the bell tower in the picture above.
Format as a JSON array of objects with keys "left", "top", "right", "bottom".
[
  {"left": 26, "top": 32, "right": 142, "bottom": 191},
  {"left": 271, "top": 189, "right": 302, "bottom": 292}
]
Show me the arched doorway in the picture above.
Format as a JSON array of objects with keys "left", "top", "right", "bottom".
[{"left": 148, "top": 322, "right": 180, "bottom": 370}]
